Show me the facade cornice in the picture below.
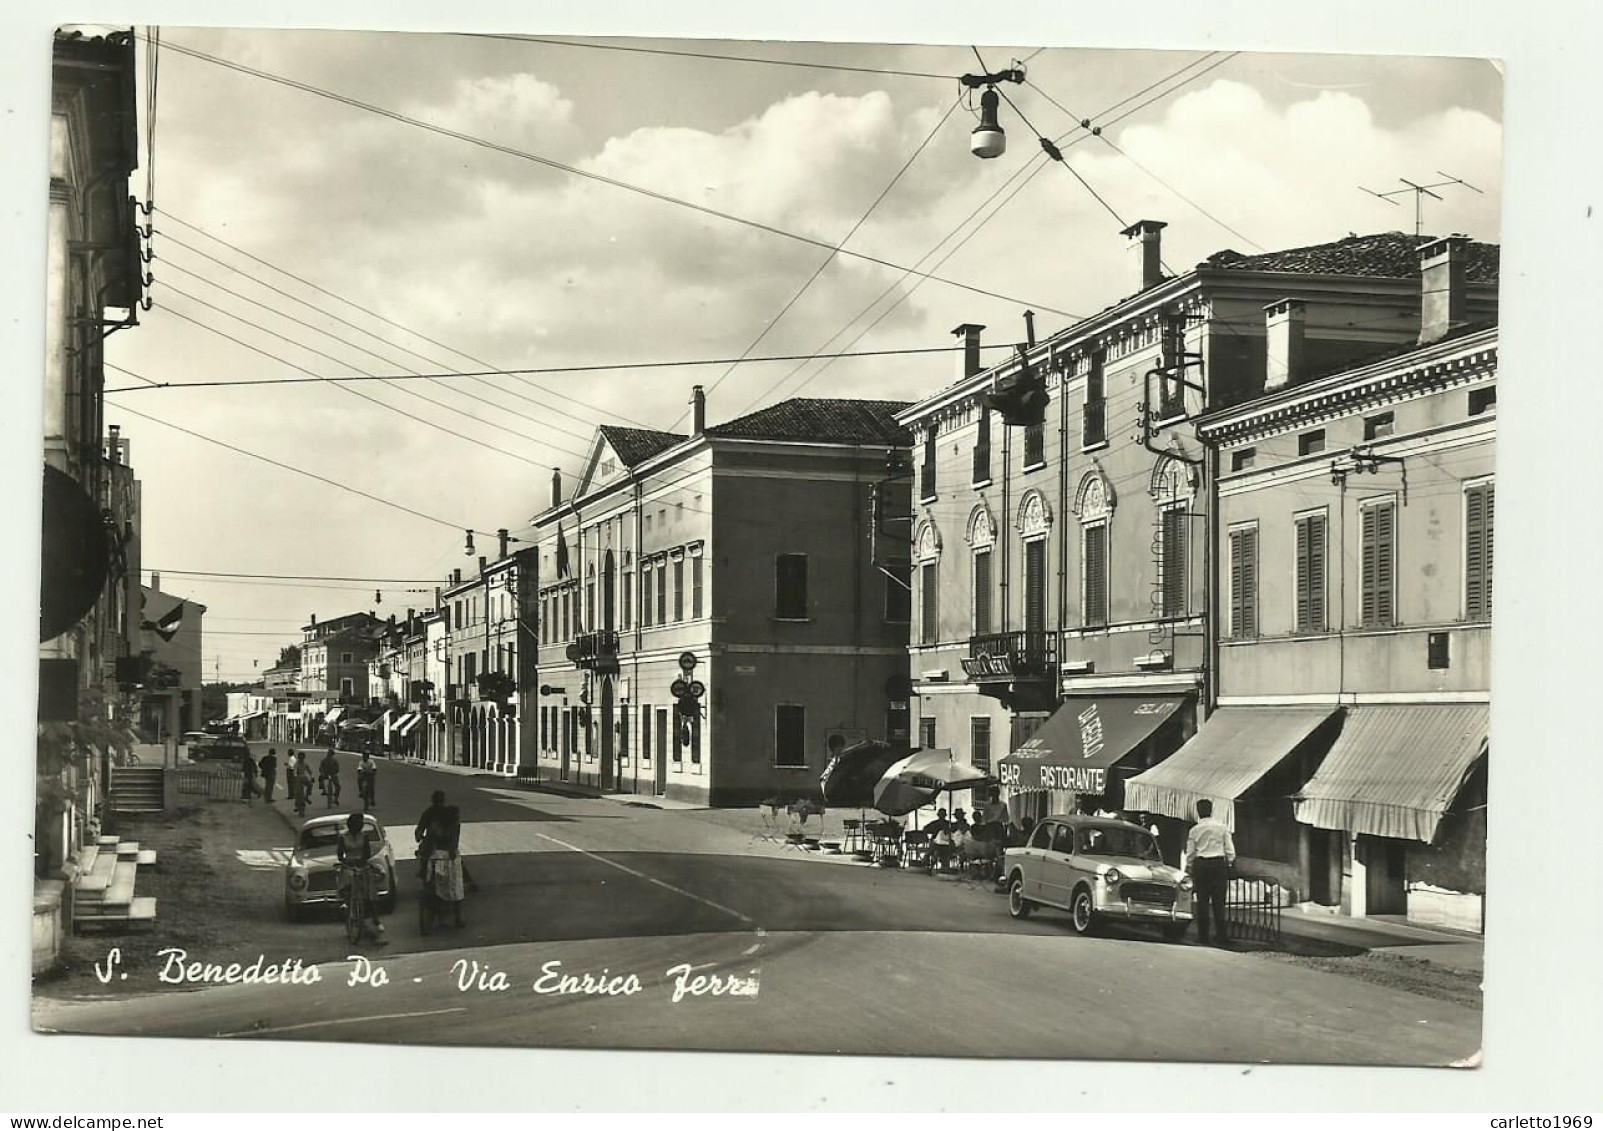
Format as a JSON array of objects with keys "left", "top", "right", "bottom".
[{"left": 1196, "top": 328, "right": 1497, "bottom": 445}]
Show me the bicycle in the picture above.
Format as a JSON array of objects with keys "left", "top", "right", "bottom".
[
  {"left": 323, "top": 775, "right": 341, "bottom": 808},
  {"left": 339, "top": 863, "right": 384, "bottom": 944},
  {"left": 358, "top": 770, "right": 376, "bottom": 809}
]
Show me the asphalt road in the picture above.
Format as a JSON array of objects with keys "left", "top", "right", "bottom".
[{"left": 35, "top": 749, "right": 1483, "bottom": 1065}]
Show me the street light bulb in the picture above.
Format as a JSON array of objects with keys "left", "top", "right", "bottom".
[{"left": 971, "top": 87, "right": 1006, "bottom": 159}]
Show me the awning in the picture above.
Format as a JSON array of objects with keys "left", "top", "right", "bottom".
[
  {"left": 1125, "top": 706, "right": 1338, "bottom": 829},
  {"left": 379, "top": 709, "right": 394, "bottom": 736},
  {"left": 324, "top": 707, "right": 344, "bottom": 725},
  {"left": 393, "top": 712, "right": 421, "bottom": 736},
  {"left": 1294, "top": 705, "right": 1489, "bottom": 843},
  {"left": 997, "top": 695, "right": 1187, "bottom": 795}
]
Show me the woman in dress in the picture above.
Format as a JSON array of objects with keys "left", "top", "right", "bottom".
[
  {"left": 239, "top": 749, "right": 258, "bottom": 803},
  {"left": 423, "top": 806, "right": 467, "bottom": 928}
]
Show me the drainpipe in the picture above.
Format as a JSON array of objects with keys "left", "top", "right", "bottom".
[
  {"left": 1056, "top": 349, "right": 1070, "bottom": 694},
  {"left": 1000, "top": 422, "right": 1011, "bottom": 636},
  {"left": 1204, "top": 438, "right": 1220, "bottom": 716}
]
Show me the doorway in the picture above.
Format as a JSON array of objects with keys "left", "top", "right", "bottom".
[
  {"left": 600, "top": 679, "right": 615, "bottom": 791},
  {"left": 1361, "top": 835, "right": 1408, "bottom": 915},
  {"left": 1308, "top": 828, "right": 1336, "bottom": 905}
]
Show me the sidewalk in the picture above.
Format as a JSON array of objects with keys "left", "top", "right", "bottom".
[{"left": 1276, "top": 907, "right": 1484, "bottom": 972}]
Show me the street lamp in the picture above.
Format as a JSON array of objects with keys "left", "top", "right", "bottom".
[{"left": 960, "top": 65, "right": 1025, "bottom": 161}]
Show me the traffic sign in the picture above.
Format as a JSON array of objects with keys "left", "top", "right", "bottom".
[
  {"left": 678, "top": 651, "right": 697, "bottom": 672},
  {"left": 688, "top": 680, "right": 706, "bottom": 698},
  {"left": 671, "top": 678, "right": 689, "bottom": 698}
]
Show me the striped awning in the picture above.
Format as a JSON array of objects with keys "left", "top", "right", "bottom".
[
  {"left": 393, "top": 712, "right": 422, "bottom": 736},
  {"left": 324, "top": 707, "right": 344, "bottom": 725},
  {"left": 1126, "top": 706, "right": 1337, "bottom": 829},
  {"left": 1294, "top": 704, "right": 1489, "bottom": 843}
]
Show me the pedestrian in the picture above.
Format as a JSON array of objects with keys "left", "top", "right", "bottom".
[
  {"left": 259, "top": 748, "right": 278, "bottom": 803},
  {"left": 318, "top": 747, "right": 341, "bottom": 807},
  {"left": 1184, "top": 799, "right": 1235, "bottom": 947},
  {"left": 239, "top": 749, "right": 258, "bottom": 804},
  {"left": 294, "top": 752, "right": 314, "bottom": 817},
  {"left": 284, "top": 749, "right": 296, "bottom": 800}
]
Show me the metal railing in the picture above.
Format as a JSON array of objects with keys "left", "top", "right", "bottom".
[
  {"left": 1224, "top": 873, "right": 1284, "bottom": 944},
  {"left": 174, "top": 764, "right": 239, "bottom": 800},
  {"left": 963, "top": 630, "right": 1058, "bottom": 680}
]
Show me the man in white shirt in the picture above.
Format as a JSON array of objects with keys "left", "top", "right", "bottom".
[{"left": 1184, "top": 798, "right": 1236, "bottom": 946}]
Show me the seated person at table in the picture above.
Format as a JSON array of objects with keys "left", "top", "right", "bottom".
[{"left": 924, "top": 808, "right": 955, "bottom": 871}]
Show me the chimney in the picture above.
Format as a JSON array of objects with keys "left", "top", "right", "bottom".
[
  {"left": 1023, "top": 310, "right": 1036, "bottom": 347},
  {"left": 550, "top": 468, "right": 563, "bottom": 508},
  {"left": 452, "top": 568, "right": 461, "bottom": 585},
  {"left": 1263, "top": 299, "right": 1306, "bottom": 392},
  {"left": 1417, "top": 234, "right": 1470, "bottom": 346},
  {"left": 478, "top": 555, "right": 488, "bottom": 574},
  {"left": 691, "top": 385, "right": 706, "bottom": 435},
  {"left": 952, "top": 323, "right": 986, "bottom": 383},
  {"left": 1121, "top": 219, "right": 1168, "bottom": 292},
  {"left": 497, "top": 528, "right": 509, "bottom": 559},
  {"left": 151, "top": 571, "right": 160, "bottom": 592}
]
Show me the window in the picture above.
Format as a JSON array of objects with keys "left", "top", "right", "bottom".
[
  {"left": 1023, "top": 540, "right": 1047, "bottom": 633},
  {"left": 691, "top": 552, "right": 704, "bottom": 619},
  {"left": 561, "top": 591, "right": 570, "bottom": 640},
  {"left": 1465, "top": 481, "right": 1495, "bottom": 621},
  {"left": 340, "top": 652, "right": 353, "bottom": 664},
  {"left": 919, "top": 717, "right": 937, "bottom": 749},
  {"left": 673, "top": 709, "right": 684, "bottom": 762},
  {"left": 585, "top": 578, "right": 596, "bottom": 629},
  {"left": 1468, "top": 387, "right": 1497, "bottom": 416},
  {"left": 689, "top": 713, "right": 701, "bottom": 765},
  {"left": 1029, "top": 822, "right": 1054, "bottom": 850},
  {"left": 1083, "top": 352, "right": 1107, "bottom": 448},
  {"left": 776, "top": 705, "right": 807, "bottom": 767},
  {"left": 1294, "top": 512, "right": 1328, "bottom": 634},
  {"left": 641, "top": 563, "right": 653, "bottom": 627},
  {"left": 1228, "top": 526, "right": 1259, "bottom": 639},
  {"left": 920, "top": 561, "right": 939, "bottom": 645},
  {"left": 1364, "top": 411, "right": 1395, "bottom": 440},
  {"left": 1428, "top": 631, "right": 1451, "bottom": 670},
  {"left": 655, "top": 708, "right": 668, "bottom": 764},
  {"left": 640, "top": 706, "right": 651, "bottom": 762},
  {"left": 970, "top": 717, "right": 992, "bottom": 773},
  {"left": 622, "top": 568, "right": 633, "bottom": 631},
  {"left": 921, "top": 432, "right": 937, "bottom": 501},
  {"left": 884, "top": 563, "right": 911, "bottom": 624},
  {"left": 1230, "top": 448, "right": 1256, "bottom": 472},
  {"left": 454, "top": 602, "right": 463, "bottom": 630},
  {"left": 655, "top": 563, "right": 667, "bottom": 626},
  {"left": 340, "top": 678, "right": 354, "bottom": 698},
  {"left": 673, "top": 556, "right": 685, "bottom": 622},
  {"left": 644, "top": 513, "right": 653, "bottom": 535},
  {"left": 463, "top": 652, "right": 476, "bottom": 685},
  {"left": 1082, "top": 522, "right": 1109, "bottom": 628},
  {"left": 1023, "top": 419, "right": 1045, "bottom": 468},
  {"left": 972, "top": 549, "right": 993, "bottom": 635},
  {"left": 1359, "top": 500, "right": 1397, "bottom": 628},
  {"left": 1160, "top": 506, "right": 1186, "bottom": 618},
  {"left": 973, "top": 409, "right": 991, "bottom": 483},
  {"left": 1298, "top": 429, "right": 1326, "bottom": 456},
  {"left": 540, "top": 595, "right": 549, "bottom": 644},
  {"left": 776, "top": 553, "right": 808, "bottom": 619}
]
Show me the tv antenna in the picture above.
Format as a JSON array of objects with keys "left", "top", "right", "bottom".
[{"left": 1359, "top": 171, "right": 1483, "bottom": 237}]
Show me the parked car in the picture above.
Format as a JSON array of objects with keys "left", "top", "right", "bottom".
[
  {"left": 187, "top": 734, "right": 250, "bottom": 761},
  {"left": 283, "top": 812, "right": 398, "bottom": 922},
  {"left": 1003, "top": 814, "right": 1193, "bottom": 940}
]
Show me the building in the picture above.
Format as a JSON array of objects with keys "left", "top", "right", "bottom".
[
  {"left": 422, "top": 611, "right": 449, "bottom": 763},
  {"left": 297, "top": 611, "right": 382, "bottom": 737},
  {"left": 37, "top": 28, "right": 145, "bottom": 885},
  {"left": 263, "top": 655, "right": 301, "bottom": 743},
  {"left": 530, "top": 389, "right": 912, "bottom": 806},
  {"left": 1125, "top": 237, "right": 1495, "bottom": 931},
  {"left": 223, "top": 688, "right": 272, "bottom": 741},
  {"left": 137, "top": 576, "right": 205, "bottom": 751},
  {"left": 896, "top": 224, "right": 1498, "bottom": 852}
]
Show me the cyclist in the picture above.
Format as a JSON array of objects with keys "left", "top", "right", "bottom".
[
  {"left": 319, "top": 747, "right": 342, "bottom": 807},
  {"left": 335, "top": 811, "right": 386, "bottom": 939},
  {"left": 293, "top": 751, "right": 314, "bottom": 817},
  {"left": 356, "top": 752, "right": 378, "bottom": 808}
]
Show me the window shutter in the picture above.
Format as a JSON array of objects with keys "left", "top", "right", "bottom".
[
  {"left": 1162, "top": 508, "right": 1186, "bottom": 617},
  {"left": 1466, "top": 483, "right": 1494, "bottom": 620},
  {"left": 1483, "top": 484, "right": 1494, "bottom": 616},
  {"left": 1306, "top": 515, "right": 1326, "bottom": 632},
  {"left": 1084, "top": 524, "right": 1108, "bottom": 627},
  {"left": 1375, "top": 503, "right": 1395, "bottom": 626},
  {"left": 972, "top": 550, "right": 992, "bottom": 635},
  {"left": 974, "top": 411, "right": 990, "bottom": 483},
  {"left": 921, "top": 561, "right": 939, "bottom": 645},
  {"left": 1230, "top": 528, "right": 1257, "bottom": 638},
  {"left": 1024, "top": 541, "right": 1046, "bottom": 634}
]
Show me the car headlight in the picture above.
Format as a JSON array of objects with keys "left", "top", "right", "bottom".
[
  {"left": 288, "top": 873, "right": 307, "bottom": 891},
  {"left": 1104, "top": 868, "right": 1121, "bottom": 886},
  {"left": 1179, "top": 875, "right": 1194, "bottom": 890}
]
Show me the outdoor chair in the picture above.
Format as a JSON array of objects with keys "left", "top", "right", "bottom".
[{"left": 902, "top": 830, "right": 932, "bottom": 871}]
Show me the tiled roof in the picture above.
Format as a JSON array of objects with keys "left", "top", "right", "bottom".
[
  {"left": 1202, "top": 231, "right": 1500, "bottom": 282},
  {"left": 598, "top": 425, "right": 686, "bottom": 467},
  {"left": 707, "top": 398, "right": 913, "bottom": 445}
]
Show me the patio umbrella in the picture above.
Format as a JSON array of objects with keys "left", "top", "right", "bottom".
[
  {"left": 873, "top": 748, "right": 991, "bottom": 817},
  {"left": 820, "top": 739, "right": 906, "bottom": 808}
]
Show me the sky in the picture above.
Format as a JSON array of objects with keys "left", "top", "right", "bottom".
[{"left": 87, "top": 27, "right": 1504, "bottom": 684}]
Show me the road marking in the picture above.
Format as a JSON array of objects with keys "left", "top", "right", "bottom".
[
  {"left": 534, "top": 830, "right": 765, "bottom": 961},
  {"left": 217, "top": 1006, "right": 467, "bottom": 1038}
]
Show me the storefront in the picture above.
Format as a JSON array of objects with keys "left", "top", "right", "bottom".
[{"left": 1293, "top": 704, "right": 1488, "bottom": 932}]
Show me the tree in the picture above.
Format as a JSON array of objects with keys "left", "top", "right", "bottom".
[{"left": 276, "top": 643, "right": 301, "bottom": 668}]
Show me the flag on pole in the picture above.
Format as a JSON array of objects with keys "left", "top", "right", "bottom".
[{"left": 143, "top": 600, "right": 184, "bottom": 642}]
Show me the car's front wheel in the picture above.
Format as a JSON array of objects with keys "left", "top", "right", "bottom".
[
  {"left": 1070, "top": 887, "right": 1099, "bottom": 936},
  {"left": 1007, "top": 873, "right": 1033, "bottom": 919}
]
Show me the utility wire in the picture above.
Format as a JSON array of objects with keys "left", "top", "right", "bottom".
[
  {"left": 152, "top": 218, "right": 656, "bottom": 432},
  {"left": 152, "top": 38, "right": 1077, "bottom": 317},
  {"left": 688, "top": 94, "right": 963, "bottom": 425},
  {"left": 462, "top": 33, "right": 956, "bottom": 80},
  {"left": 147, "top": 568, "right": 444, "bottom": 583},
  {"left": 103, "top": 340, "right": 1020, "bottom": 394},
  {"left": 101, "top": 395, "right": 474, "bottom": 532}
]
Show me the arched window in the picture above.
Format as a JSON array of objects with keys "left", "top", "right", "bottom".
[
  {"left": 913, "top": 518, "right": 942, "bottom": 646},
  {"left": 1075, "top": 469, "right": 1115, "bottom": 628},
  {"left": 602, "top": 549, "right": 616, "bottom": 631},
  {"left": 1016, "top": 490, "right": 1053, "bottom": 635},
  {"left": 965, "top": 504, "right": 996, "bottom": 636}
]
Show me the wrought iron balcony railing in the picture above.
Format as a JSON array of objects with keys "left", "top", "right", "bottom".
[
  {"left": 566, "top": 629, "right": 621, "bottom": 671},
  {"left": 961, "top": 630, "right": 1058, "bottom": 682}
]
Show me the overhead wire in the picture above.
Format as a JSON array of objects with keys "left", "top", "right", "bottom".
[
  {"left": 460, "top": 33, "right": 957, "bottom": 80},
  {"left": 149, "top": 37, "right": 1079, "bottom": 317}
]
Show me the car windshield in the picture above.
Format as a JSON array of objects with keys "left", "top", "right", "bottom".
[
  {"left": 1076, "top": 826, "right": 1161, "bottom": 861},
  {"left": 300, "top": 824, "right": 381, "bottom": 852}
]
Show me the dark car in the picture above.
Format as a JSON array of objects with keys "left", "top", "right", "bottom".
[{"left": 187, "top": 734, "right": 251, "bottom": 761}]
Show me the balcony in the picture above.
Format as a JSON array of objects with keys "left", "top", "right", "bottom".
[
  {"left": 1082, "top": 399, "right": 1107, "bottom": 447},
  {"left": 962, "top": 630, "right": 1058, "bottom": 683},
  {"left": 566, "top": 629, "right": 621, "bottom": 673}
]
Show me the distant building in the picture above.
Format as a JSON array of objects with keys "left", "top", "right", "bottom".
[
  {"left": 138, "top": 575, "right": 206, "bottom": 746},
  {"left": 297, "top": 611, "right": 382, "bottom": 737},
  {"left": 531, "top": 390, "right": 912, "bottom": 806}
]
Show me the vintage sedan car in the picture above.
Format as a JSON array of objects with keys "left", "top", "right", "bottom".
[
  {"left": 283, "top": 813, "right": 397, "bottom": 921},
  {"left": 187, "top": 734, "right": 250, "bottom": 761},
  {"left": 1003, "top": 814, "right": 1193, "bottom": 940}
]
